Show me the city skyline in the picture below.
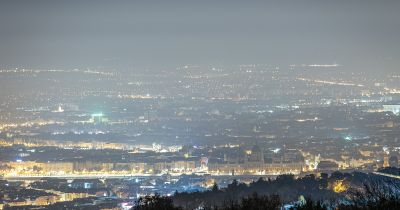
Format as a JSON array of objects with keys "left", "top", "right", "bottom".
[{"left": 1, "top": 1, "right": 400, "bottom": 210}]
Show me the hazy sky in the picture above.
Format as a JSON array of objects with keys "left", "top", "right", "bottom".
[{"left": 0, "top": 0, "right": 399, "bottom": 72}]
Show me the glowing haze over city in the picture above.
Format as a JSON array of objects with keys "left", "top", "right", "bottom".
[{"left": 1, "top": 1, "right": 400, "bottom": 209}]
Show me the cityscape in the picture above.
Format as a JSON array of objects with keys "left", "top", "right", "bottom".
[{"left": 1, "top": 1, "right": 400, "bottom": 210}]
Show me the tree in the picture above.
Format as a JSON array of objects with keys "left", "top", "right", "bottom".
[
  {"left": 217, "top": 193, "right": 281, "bottom": 210},
  {"left": 133, "top": 194, "right": 183, "bottom": 210},
  {"left": 227, "top": 179, "right": 239, "bottom": 191},
  {"left": 344, "top": 181, "right": 400, "bottom": 210},
  {"left": 212, "top": 182, "right": 219, "bottom": 193},
  {"left": 295, "top": 197, "right": 327, "bottom": 210}
]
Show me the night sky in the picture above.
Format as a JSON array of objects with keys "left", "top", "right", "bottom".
[{"left": 1, "top": 0, "right": 399, "bottom": 72}]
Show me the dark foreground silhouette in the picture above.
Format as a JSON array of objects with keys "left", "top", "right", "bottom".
[
  {"left": 133, "top": 171, "right": 400, "bottom": 210},
  {"left": 132, "top": 192, "right": 400, "bottom": 210}
]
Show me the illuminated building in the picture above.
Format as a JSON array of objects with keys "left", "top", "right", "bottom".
[
  {"left": 200, "top": 157, "right": 209, "bottom": 170},
  {"left": 331, "top": 179, "right": 349, "bottom": 193},
  {"left": 383, "top": 104, "right": 400, "bottom": 115},
  {"left": 153, "top": 161, "right": 196, "bottom": 174},
  {"left": 90, "top": 112, "right": 108, "bottom": 124},
  {"left": 245, "top": 145, "right": 264, "bottom": 163},
  {"left": 208, "top": 162, "right": 304, "bottom": 175},
  {"left": 317, "top": 161, "right": 339, "bottom": 172},
  {"left": 53, "top": 105, "right": 64, "bottom": 113},
  {"left": 383, "top": 155, "right": 390, "bottom": 168}
]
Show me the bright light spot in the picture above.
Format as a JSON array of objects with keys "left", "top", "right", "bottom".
[
  {"left": 91, "top": 112, "right": 104, "bottom": 117},
  {"left": 345, "top": 136, "right": 353, "bottom": 141},
  {"left": 332, "top": 180, "right": 349, "bottom": 193},
  {"left": 271, "top": 148, "right": 281, "bottom": 153}
]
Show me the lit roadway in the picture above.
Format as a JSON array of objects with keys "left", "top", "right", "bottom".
[
  {"left": 3, "top": 173, "right": 282, "bottom": 181},
  {"left": 372, "top": 172, "right": 400, "bottom": 180}
]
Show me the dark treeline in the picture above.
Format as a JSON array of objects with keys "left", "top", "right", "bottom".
[
  {"left": 133, "top": 171, "right": 400, "bottom": 210},
  {"left": 132, "top": 191, "right": 400, "bottom": 210}
]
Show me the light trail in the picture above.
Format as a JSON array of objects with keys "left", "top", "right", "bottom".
[
  {"left": 297, "top": 77, "right": 364, "bottom": 87},
  {"left": 372, "top": 172, "right": 400, "bottom": 180}
]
